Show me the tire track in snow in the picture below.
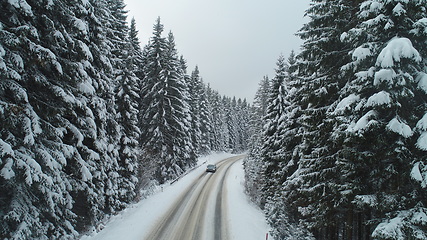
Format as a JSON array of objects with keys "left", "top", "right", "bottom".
[
  {"left": 144, "top": 155, "right": 244, "bottom": 240},
  {"left": 214, "top": 158, "right": 235, "bottom": 240}
]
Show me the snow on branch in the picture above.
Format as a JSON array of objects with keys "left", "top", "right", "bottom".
[
  {"left": 386, "top": 117, "right": 412, "bottom": 138},
  {"left": 333, "top": 94, "right": 360, "bottom": 114},
  {"left": 372, "top": 207, "right": 427, "bottom": 240},
  {"left": 8, "top": 0, "right": 33, "bottom": 16},
  {"left": 411, "top": 162, "right": 427, "bottom": 188},
  {"left": 376, "top": 37, "right": 421, "bottom": 68},
  {"left": 365, "top": 91, "right": 391, "bottom": 107},
  {"left": 416, "top": 73, "right": 427, "bottom": 94},
  {"left": 348, "top": 110, "right": 377, "bottom": 132}
]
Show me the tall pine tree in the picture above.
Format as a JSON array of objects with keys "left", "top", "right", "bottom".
[
  {"left": 140, "top": 18, "right": 195, "bottom": 183},
  {"left": 336, "top": 0, "right": 427, "bottom": 238}
]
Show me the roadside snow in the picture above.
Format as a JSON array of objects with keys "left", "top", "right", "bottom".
[
  {"left": 226, "top": 159, "right": 273, "bottom": 240},
  {"left": 81, "top": 152, "right": 272, "bottom": 240}
]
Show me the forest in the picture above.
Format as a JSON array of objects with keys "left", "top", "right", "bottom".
[
  {"left": 1, "top": 0, "right": 427, "bottom": 239},
  {"left": 0, "top": 0, "right": 250, "bottom": 238},
  {"left": 245, "top": 0, "right": 427, "bottom": 239}
]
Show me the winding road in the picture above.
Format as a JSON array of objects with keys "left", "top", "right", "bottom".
[{"left": 145, "top": 155, "right": 245, "bottom": 240}]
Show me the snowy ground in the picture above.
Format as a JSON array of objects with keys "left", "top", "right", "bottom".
[{"left": 81, "top": 152, "right": 273, "bottom": 240}]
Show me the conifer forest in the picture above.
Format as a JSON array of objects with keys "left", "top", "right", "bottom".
[{"left": 1, "top": 0, "right": 427, "bottom": 239}]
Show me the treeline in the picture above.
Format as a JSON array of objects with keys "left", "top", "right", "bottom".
[
  {"left": 245, "top": 0, "right": 427, "bottom": 239},
  {"left": 0, "top": 0, "right": 249, "bottom": 238}
]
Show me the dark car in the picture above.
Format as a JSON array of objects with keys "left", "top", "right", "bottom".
[{"left": 206, "top": 164, "right": 216, "bottom": 173}]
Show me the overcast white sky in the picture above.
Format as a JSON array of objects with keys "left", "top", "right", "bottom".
[{"left": 124, "top": 0, "right": 309, "bottom": 102}]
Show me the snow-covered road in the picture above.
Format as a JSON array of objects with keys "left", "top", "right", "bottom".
[{"left": 81, "top": 153, "right": 273, "bottom": 240}]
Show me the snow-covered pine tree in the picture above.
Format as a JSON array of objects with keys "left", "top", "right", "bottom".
[
  {"left": 80, "top": 0, "right": 136, "bottom": 222},
  {"left": 129, "top": 18, "right": 141, "bottom": 53},
  {"left": 1, "top": 0, "right": 143, "bottom": 237},
  {"left": 259, "top": 54, "right": 314, "bottom": 239},
  {"left": 0, "top": 1, "right": 81, "bottom": 237},
  {"left": 261, "top": 54, "right": 289, "bottom": 171},
  {"left": 0, "top": 0, "right": 119, "bottom": 237},
  {"left": 197, "top": 78, "right": 212, "bottom": 155},
  {"left": 188, "top": 66, "right": 212, "bottom": 155},
  {"left": 188, "top": 66, "right": 202, "bottom": 155},
  {"left": 270, "top": 1, "right": 362, "bottom": 239},
  {"left": 261, "top": 55, "right": 290, "bottom": 192},
  {"left": 204, "top": 87, "right": 250, "bottom": 154},
  {"left": 248, "top": 75, "right": 271, "bottom": 157},
  {"left": 140, "top": 18, "right": 195, "bottom": 183},
  {"left": 173, "top": 53, "right": 196, "bottom": 168},
  {"left": 128, "top": 18, "right": 145, "bottom": 81},
  {"left": 255, "top": 76, "right": 271, "bottom": 119},
  {"left": 242, "top": 1, "right": 360, "bottom": 238},
  {"left": 205, "top": 87, "right": 228, "bottom": 152},
  {"left": 244, "top": 75, "right": 270, "bottom": 205},
  {"left": 223, "top": 96, "right": 248, "bottom": 153},
  {"left": 276, "top": 51, "right": 305, "bottom": 182},
  {"left": 335, "top": 0, "right": 427, "bottom": 238},
  {"left": 139, "top": 17, "right": 168, "bottom": 183},
  {"left": 226, "top": 97, "right": 239, "bottom": 152},
  {"left": 235, "top": 98, "right": 250, "bottom": 152},
  {"left": 221, "top": 96, "right": 250, "bottom": 153},
  {"left": 107, "top": 1, "right": 142, "bottom": 206}
]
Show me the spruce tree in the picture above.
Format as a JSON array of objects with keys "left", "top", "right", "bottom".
[
  {"left": 244, "top": 75, "right": 271, "bottom": 205},
  {"left": 206, "top": 87, "right": 229, "bottom": 152},
  {"left": 140, "top": 19, "right": 195, "bottom": 183},
  {"left": 0, "top": 0, "right": 144, "bottom": 237},
  {"left": 0, "top": 0, "right": 107, "bottom": 237},
  {"left": 235, "top": 98, "right": 250, "bottom": 152},
  {"left": 262, "top": 55, "right": 289, "bottom": 167},
  {"left": 188, "top": 66, "right": 202, "bottom": 154},
  {"left": 226, "top": 96, "right": 238, "bottom": 151},
  {"left": 336, "top": 0, "right": 427, "bottom": 238},
  {"left": 260, "top": 54, "right": 313, "bottom": 239},
  {"left": 140, "top": 17, "right": 168, "bottom": 182},
  {"left": 197, "top": 78, "right": 212, "bottom": 155},
  {"left": 256, "top": 0, "right": 360, "bottom": 238},
  {"left": 110, "top": 3, "right": 142, "bottom": 206},
  {"left": 188, "top": 66, "right": 212, "bottom": 155}
]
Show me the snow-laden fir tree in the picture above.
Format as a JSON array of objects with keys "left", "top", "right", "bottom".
[
  {"left": 257, "top": 54, "right": 315, "bottom": 239},
  {"left": 1, "top": 0, "right": 99, "bottom": 237},
  {"left": 234, "top": 98, "right": 251, "bottom": 153},
  {"left": 197, "top": 78, "right": 212, "bottom": 155},
  {"left": 269, "top": 1, "right": 361, "bottom": 239},
  {"left": 244, "top": 75, "right": 270, "bottom": 205},
  {"left": 262, "top": 54, "right": 290, "bottom": 172},
  {"left": 246, "top": 75, "right": 271, "bottom": 157},
  {"left": 261, "top": 56, "right": 289, "bottom": 185},
  {"left": 128, "top": 18, "right": 145, "bottom": 81},
  {"left": 140, "top": 18, "right": 195, "bottom": 183},
  {"left": 335, "top": 0, "right": 427, "bottom": 238},
  {"left": 189, "top": 66, "right": 212, "bottom": 155},
  {"left": 255, "top": 76, "right": 271, "bottom": 119},
  {"left": 109, "top": 3, "right": 142, "bottom": 206},
  {"left": 0, "top": 0, "right": 110, "bottom": 237},
  {"left": 139, "top": 17, "right": 167, "bottom": 183},
  {"left": 247, "top": 0, "right": 361, "bottom": 238},
  {"left": 82, "top": 0, "right": 141, "bottom": 222},
  {"left": 0, "top": 0, "right": 143, "bottom": 238},
  {"left": 188, "top": 66, "right": 202, "bottom": 154},
  {"left": 265, "top": 0, "right": 427, "bottom": 239},
  {"left": 222, "top": 96, "right": 248, "bottom": 153},
  {"left": 261, "top": 54, "right": 290, "bottom": 202},
  {"left": 206, "top": 87, "right": 229, "bottom": 152},
  {"left": 226, "top": 97, "right": 240, "bottom": 152}
]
